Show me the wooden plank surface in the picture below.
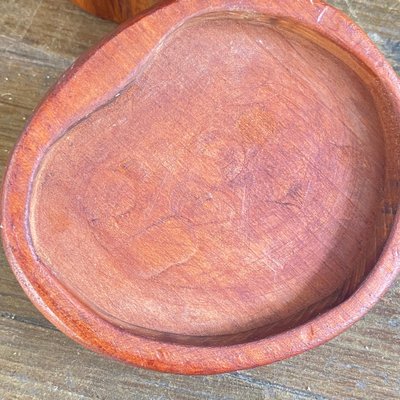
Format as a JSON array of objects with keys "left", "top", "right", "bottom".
[{"left": 0, "top": 0, "right": 399, "bottom": 398}]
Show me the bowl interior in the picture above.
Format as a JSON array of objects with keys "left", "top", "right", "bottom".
[{"left": 28, "top": 12, "right": 394, "bottom": 346}]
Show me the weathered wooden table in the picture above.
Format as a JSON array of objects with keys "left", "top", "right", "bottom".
[{"left": 0, "top": 1, "right": 399, "bottom": 398}]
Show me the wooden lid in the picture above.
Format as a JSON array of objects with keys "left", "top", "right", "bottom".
[{"left": 2, "top": 0, "right": 400, "bottom": 374}]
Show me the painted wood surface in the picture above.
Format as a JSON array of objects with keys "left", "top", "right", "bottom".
[{"left": 0, "top": 0, "right": 399, "bottom": 397}]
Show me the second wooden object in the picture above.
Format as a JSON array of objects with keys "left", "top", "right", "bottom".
[{"left": 71, "top": 0, "right": 166, "bottom": 22}]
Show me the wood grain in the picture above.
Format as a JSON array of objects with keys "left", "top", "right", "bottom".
[{"left": 0, "top": 0, "right": 399, "bottom": 397}]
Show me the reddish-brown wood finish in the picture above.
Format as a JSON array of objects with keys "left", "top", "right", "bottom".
[
  {"left": 2, "top": 0, "right": 400, "bottom": 375},
  {"left": 71, "top": 0, "right": 166, "bottom": 22}
]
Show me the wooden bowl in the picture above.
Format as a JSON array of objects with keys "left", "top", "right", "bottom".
[{"left": 2, "top": 0, "right": 400, "bottom": 375}]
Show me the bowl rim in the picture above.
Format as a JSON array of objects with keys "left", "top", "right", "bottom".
[{"left": 2, "top": 0, "right": 400, "bottom": 375}]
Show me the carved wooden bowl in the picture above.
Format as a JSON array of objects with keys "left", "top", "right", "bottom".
[{"left": 2, "top": 0, "right": 400, "bottom": 374}]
